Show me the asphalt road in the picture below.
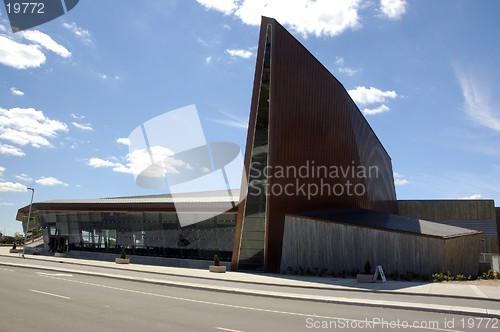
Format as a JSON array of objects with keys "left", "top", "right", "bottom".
[
  {"left": 1, "top": 255, "right": 499, "bottom": 312},
  {"left": 1, "top": 266, "right": 498, "bottom": 332}
]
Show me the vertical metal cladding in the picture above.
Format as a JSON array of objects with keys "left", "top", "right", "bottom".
[{"left": 232, "top": 17, "right": 398, "bottom": 272}]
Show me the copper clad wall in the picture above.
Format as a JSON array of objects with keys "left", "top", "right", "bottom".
[{"left": 233, "top": 17, "right": 398, "bottom": 272}]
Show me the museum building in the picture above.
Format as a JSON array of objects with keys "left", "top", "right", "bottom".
[{"left": 17, "top": 17, "right": 498, "bottom": 275}]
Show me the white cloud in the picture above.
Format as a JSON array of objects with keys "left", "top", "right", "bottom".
[
  {"left": 198, "top": 0, "right": 363, "bottom": 38},
  {"left": 15, "top": 174, "right": 32, "bottom": 182},
  {"left": 454, "top": 65, "right": 500, "bottom": 133},
  {"left": 362, "top": 104, "right": 390, "bottom": 115},
  {"left": 206, "top": 56, "right": 212, "bottom": 64},
  {"left": 459, "top": 194, "right": 483, "bottom": 200},
  {"left": 116, "top": 138, "right": 131, "bottom": 146},
  {"left": 88, "top": 146, "right": 185, "bottom": 177},
  {"left": 71, "top": 114, "right": 85, "bottom": 119},
  {"left": 0, "top": 35, "right": 46, "bottom": 69},
  {"left": 0, "top": 202, "right": 13, "bottom": 206},
  {"left": 10, "top": 87, "right": 24, "bottom": 96},
  {"left": 226, "top": 49, "right": 253, "bottom": 59},
  {"left": 0, "top": 166, "right": 4, "bottom": 176},
  {"left": 348, "top": 86, "right": 398, "bottom": 105},
  {"left": 21, "top": 30, "right": 71, "bottom": 58},
  {"left": 62, "top": 22, "right": 92, "bottom": 45},
  {"left": 0, "top": 181, "right": 26, "bottom": 192},
  {"left": 335, "top": 57, "right": 344, "bottom": 65},
  {"left": 395, "top": 179, "right": 410, "bottom": 186},
  {"left": 338, "top": 67, "right": 359, "bottom": 76},
  {"left": 0, "top": 25, "right": 6, "bottom": 32},
  {"left": 212, "top": 111, "right": 248, "bottom": 129},
  {"left": 380, "top": 0, "right": 408, "bottom": 20},
  {"left": 0, "top": 142, "right": 25, "bottom": 156},
  {"left": 197, "top": 0, "right": 238, "bottom": 15},
  {"left": 393, "top": 172, "right": 403, "bottom": 178},
  {"left": 35, "top": 176, "right": 68, "bottom": 186},
  {"left": 72, "top": 122, "right": 93, "bottom": 131},
  {"left": 0, "top": 107, "right": 68, "bottom": 147}
]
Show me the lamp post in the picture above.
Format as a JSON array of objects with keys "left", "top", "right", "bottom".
[{"left": 22, "top": 188, "right": 34, "bottom": 258}]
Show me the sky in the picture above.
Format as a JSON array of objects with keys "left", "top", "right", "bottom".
[{"left": 0, "top": 0, "right": 499, "bottom": 235}]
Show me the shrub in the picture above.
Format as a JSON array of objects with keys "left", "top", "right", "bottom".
[
  {"left": 432, "top": 272, "right": 443, "bottom": 282},
  {"left": 293, "top": 268, "right": 298, "bottom": 275},
  {"left": 120, "top": 248, "right": 127, "bottom": 259},
  {"left": 12, "top": 243, "right": 16, "bottom": 250},
  {"left": 306, "top": 267, "right": 313, "bottom": 276},
  {"left": 443, "top": 271, "right": 454, "bottom": 282},
  {"left": 456, "top": 274, "right": 465, "bottom": 281},
  {"left": 299, "top": 267, "right": 305, "bottom": 276},
  {"left": 328, "top": 270, "right": 336, "bottom": 278},
  {"left": 363, "top": 260, "right": 371, "bottom": 274},
  {"left": 59, "top": 246, "right": 63, "bottom": 254},
  {"left": 213, "top": 254, "right": 220, "bottom": 266},
  {"left": 319, "top": 268, "right": 328, "bottom": 277},
  {"left": 421, "top": 274, "right": 430, "bottom": 282},
  {"left": 388, "top": 271, "right": 399, "bottom": 280}
]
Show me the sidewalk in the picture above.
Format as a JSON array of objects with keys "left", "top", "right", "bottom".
[{"left": 1, "top": 246, "right": 500, "bottom": 318}]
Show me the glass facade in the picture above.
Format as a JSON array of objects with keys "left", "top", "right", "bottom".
[
  {"left": 237, "top": 24, "right": 272, "bottom": 271},
  {"left": 39, "top": 210, "right": 237, "bottom": 261}
]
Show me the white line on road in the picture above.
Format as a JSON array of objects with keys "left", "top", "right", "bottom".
[
  {"left": 29, "top": 289, "right": 70, "bottom": 299},
  {"left": 37, "top": 272, "right": 73, "bottom": 277},
  {"left": 38, "top": 274, "right": 464, "bottom": 332},
  {"left": 216, "top": 328, "right": 244, "bottom": 332},
  {"left": 1, "top": 268, "right": 14, "bottom": 272}
]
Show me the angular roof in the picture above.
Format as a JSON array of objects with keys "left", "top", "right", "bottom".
[
  {"left": 288, "top": 208, "right": 482, "bottom": 239},
  {"left": 16, "top": 190, "right": 240, "bottom": 221}
]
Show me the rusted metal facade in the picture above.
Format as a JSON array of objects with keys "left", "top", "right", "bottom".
[{"left": 232, "top": 17, "right": 398, "bottom": 273}]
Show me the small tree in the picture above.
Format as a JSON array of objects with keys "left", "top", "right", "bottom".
[
  {"left": 120, "top": 248, "right": 127, "bottom": 259},
  {"left": 364, "top": 260, "right": 371, "bottom": 274},
  {"left": 214, "top": 254, "right": 220, "bottom": 266},
  {"left": 12, "top": 242, "right": 16, "bottom": 250},
  {"left": 59, "top": 246, "right": 64, "bottom": 253}
]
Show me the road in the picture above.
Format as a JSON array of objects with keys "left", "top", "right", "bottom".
[{"left": 1, "top": 265, "right": 499, "bottom": 332}]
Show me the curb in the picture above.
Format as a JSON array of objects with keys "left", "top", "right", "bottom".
[
  {"left": 1, "top": 260, "right": 500, "bottom": 318},
  {"left": 2, "top": 253, "right": 499, "bottom": 304}
]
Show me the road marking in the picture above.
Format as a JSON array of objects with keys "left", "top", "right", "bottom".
[
  {"left": 37, "top": 272, "right": 73, "bottom": 277},
  {"left": 1, "top": 268, "right": 14, "bottom": 272},
  {"left": 29, "top": 289, "right": 70, "bottom": 299},
  {"left": 38, "top": 274, "right": 463, "bottom": 332},
  {"left": 216, "top": 328, "right": 244, "bottom": 332},
  {"left": 470, "top": 285, "right": 488, "bottom": 298}
]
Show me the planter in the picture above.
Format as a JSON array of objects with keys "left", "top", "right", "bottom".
[
  {"left": 115, "top": 258, "right": 130, "bottom": 264},
  {"left": 9, "top": 249, "right": 18, "bottom": 253},
  {"left": 209, "top": 265, "right": 226, "bottom": 273},
  {"left": 356, "top": 273, "right": 374, "bottom": 283},
  {"left": 55, "top": 253, "right": 67, "bottom": 258}
]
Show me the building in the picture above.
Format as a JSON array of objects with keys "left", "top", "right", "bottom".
[{"left": 17, "top": 17, "right": 497, "bottom": 276}]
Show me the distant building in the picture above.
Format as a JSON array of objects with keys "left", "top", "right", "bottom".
[{"left": 17, "top": 17, "right": 497, "bottom": 276}]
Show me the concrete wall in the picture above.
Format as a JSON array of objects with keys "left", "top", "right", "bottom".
[{"left": 280, "top": 216, "right": 482, "bottom": 276}]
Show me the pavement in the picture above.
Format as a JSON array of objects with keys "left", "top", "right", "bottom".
[{"left": 1, "top": 246, "right": 500, "bottom": 318}]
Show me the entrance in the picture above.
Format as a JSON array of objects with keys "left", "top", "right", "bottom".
[{"left": 49, "top": 236, "right": 69, "bottom": 253}]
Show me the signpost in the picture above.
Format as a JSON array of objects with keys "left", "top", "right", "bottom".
[{"left": 373, "top": 265, "right": 386, "bottom": 283}]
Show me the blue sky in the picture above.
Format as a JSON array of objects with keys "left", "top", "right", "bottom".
[{"left": 1, "top": 0, "right": 499, "bottom": 235}]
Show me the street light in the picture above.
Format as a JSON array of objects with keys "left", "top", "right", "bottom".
[{"left": 22, "top": 187, "right": 34, "bottom": 258}]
